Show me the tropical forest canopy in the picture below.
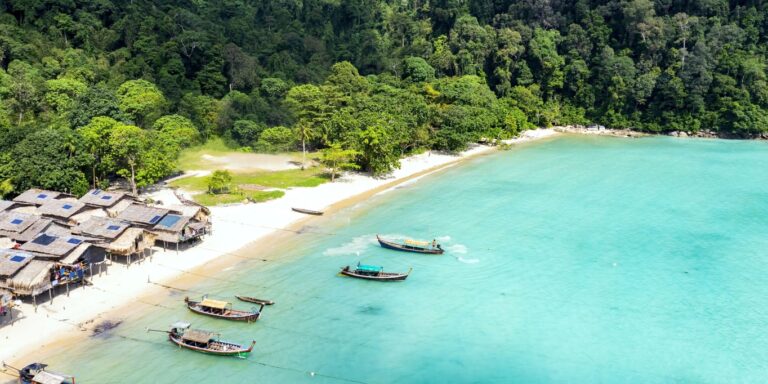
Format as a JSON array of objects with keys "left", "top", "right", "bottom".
[{"left": 0, "top": 0, "right": 767, "bottom": 197}]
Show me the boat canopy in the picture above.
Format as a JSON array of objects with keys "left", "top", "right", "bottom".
[
  {"left": 356, "top": 264, "right": 383, "bottom": 273},
  {"left": 182, "top": 329, "right": 217, "bottom": 344},
  {"left": 405, "top": 239, "right": 429, "bottom": 246},
  {"left": 200, "top": 298, "right": 229, "bottom": 309},
  {"left": 31, "top": 370, "right": 74, "bottom": 384}
]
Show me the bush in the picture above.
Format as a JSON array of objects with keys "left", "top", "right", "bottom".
[
  {"left": 254, "top": 126, "right": 295, "bottom": 152},
  {"left": 207, "top": 170, "right": 232, "bottom": 194}
]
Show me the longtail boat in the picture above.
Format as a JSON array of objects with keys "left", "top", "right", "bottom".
[
  {"left": 376, "top": 235, "right": 444, "bottom": 254},
  {"left": 292, "top": 207, "right": 324, "bottom": 215},
  {"left": 148, "top": 322, "right": 255, "bottom": 358},
  {"left": 340, "top": 263, "right": 411, "bottom": 281},
  {"left": 2, "top": 362, "right": 75, "bottom": 384},
  {"left": 235, "top": 295, "right": 275, "bottom": 306},
  {"left": 184, "top": 296, "right": 264, "bottom": 322}
]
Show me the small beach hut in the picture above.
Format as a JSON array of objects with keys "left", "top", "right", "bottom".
[
  {"left": 0, "top": 200, "right": 24, "bottom": 213},
  {"left": 74, "top": 217, "right": 155, "bottom": 265},
  {"left": 12, "top": 189, "right": 70, "bottom": 206},
  {"left": 37, "top": 199, "right": 88, "bottom": 225},
  {"left": 153, "top": 214, "right": 208, "bottom": 249},
  {"left": 0, "top": 249, "right": 34, "bottom": 282},
  {"left": 5, "top": 259, "right": 53, "bottom": 297},
  {"left": 19, "top": 233, "right": 105, "bottom": 265},
  {"left": 116, "top": 204, "right": 171, "bottom": 228},
  {"left": 79, "top": 189, "right": 137, "bottom": 217}
]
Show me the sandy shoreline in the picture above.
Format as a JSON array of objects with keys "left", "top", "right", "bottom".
[{"left": 0, "top": 128, "right": 558, "bottom": 368}]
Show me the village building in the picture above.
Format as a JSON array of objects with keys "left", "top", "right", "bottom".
[
  {"left": 79, "top": 189, "right": 137, "bottom": 217},
  {"left": 153, "top": 214, "right": 208, "bottom": 249},
  {"left": 73, "top": 217, "right": 155, "bottom": 265},
  {"left": 0, "top": 250, "right": 52, "bottom": 302},
  {"left": 0, "top": 212, "right": 70, "bottom": 245},
  {"left": 19, "top": 233, "right": 104, "bottom": 266},
  {"left": 37, "top": 199, "right": 89, "bottom": 225},
  {"left": 12, "top": 189, "right": 70, "bottom": 207},
  {"left": 116, "top": 204, "right": 172, "bottom": 228},
  {"left": 0, "top": 200, "right": 25, "bottom": 213}
]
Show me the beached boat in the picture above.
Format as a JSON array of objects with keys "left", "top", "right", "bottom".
[
  {"left": 184, "top": 296, "right": 264, "bottom": 322},
  {"left": 291, "top": 207, "right": 324, "bottom": 215},
  {"left": 148, "top": 322, "right": 255, "bottom": 358},
  {"left": 340, "top": 263, "right": 411, "bottom": 281},
  {"left": 376, "top": 235, "right": 444, "bottom": 254},
  {"left": 2, "top": 362, "right": 75, "bottom": 384},
  {"left": 235, "top": 295, "right": 275, "bottom": 305}
]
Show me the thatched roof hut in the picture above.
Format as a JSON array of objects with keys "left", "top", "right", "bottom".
[
  {"left": 5, "top": 259, "right": 53, "bottom": 296},
  {"left": 37, "top": 199, "right": 87, "bottom": 222},
  {"left": 21, "top": 233, "right": 86, "bottom": 258},
  {"left": 0, "top": 199, "right": 25, "bottom": 212},
  {"left": 163, "top": 204, "right": 211, "bottom": 223},
  {"left": 13, "top": 189, "right": 69, "bottom": 206},
  {"left": 110, "top": 228, "right": 156, "bottom": 256},
  {"left": 79, "top": 189, "right": 136, "bottom": 209},
  {"left": 0, "top": 249, "right": 34, "bottom": 278},
  {"left": 153, "top": 214, "right": 208, "bottom": 244},
  {"left": 0, "top": 212, "right": 72, "bottom": 244},
  {"left": 117, "top": 204, "right": 170, "bottom": 227},
  {"left": 74, "top": 217, "right": 130, "bottom": 240}
]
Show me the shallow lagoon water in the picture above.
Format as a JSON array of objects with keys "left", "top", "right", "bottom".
[{"left": 31, "top": 136, "right": 768, "bottom": 383}]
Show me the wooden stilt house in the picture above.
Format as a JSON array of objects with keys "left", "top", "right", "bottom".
[
  {"left": 37, "top": 199, "right": 89, "bottom": 225},
  {"left": 0, "top": 212, "right": 71, "bottom": 245},
  {"left": 12, "top": 189, "right": 71, "bottom": 206},
  {"left": 19, "top": 233, "right": 105, "bottom": 266},
  {"left": 73, "top": 217, "right": 155, "bottom": 265},
  {"left": 79, "top": 189, "right": 137, "bottom": 217}
]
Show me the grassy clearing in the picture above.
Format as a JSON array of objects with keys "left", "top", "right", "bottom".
[
  {"left": 177, "top": 137, "right": 314, "bottom": 171},
  {"left": 192, "top": 190, "right": 285, "bottom": 206}
]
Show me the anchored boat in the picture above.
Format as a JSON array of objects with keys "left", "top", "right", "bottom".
[
  {"left": 235, "top": 295, "right": 275, "bottom": 306},
  {"left": 376, "top": 235, "right": 444, "bottom": 254},
  {"left": 148, "top": 322, "right": 255, "bottom": 358},
  {"left": 340, "top": 263, "right": 411, "bottom": 281},
  {"left": 2, "top": 362, "right": 75, "bottom": 384},
  {"left": 184, "top": 296, "right": 264, "bottom": 322}
]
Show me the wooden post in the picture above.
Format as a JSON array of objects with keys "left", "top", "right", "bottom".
[
  {"left": 49, "top": 288, "right": 53, "bottom": 304},
  {"left": 33, "top": 295, "right": 37, "bottom": 312},
  {"left": 176, "top": 242, "right": 179, "bottom": 254},
  {"left": 66, "top": 281, "right": 70, "bottom": 297}
]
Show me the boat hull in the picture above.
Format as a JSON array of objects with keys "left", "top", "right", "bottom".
[
  {"left": 376, "top": 235, "right": 444, "bottom": 254},
  {"left": 340, "top": 267, "right": 410, "bottom": 281},
  {"left": 169, "top": 335, "right": 255, "bottom": 358},
  {"left": 235, "top": 295, "right": 275, "bottom": 305},
  {"left": 184, "top": 298, "right": 262, "bottom": 322},
  {"left": 292, "top": 207, "right": 323, "bottom": 215}
]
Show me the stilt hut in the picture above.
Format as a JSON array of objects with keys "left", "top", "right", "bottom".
[
  {"left": 152, "top": 214, "right": 208, "bottom": 249},
  {"left": 19, "top": 233, "right": 105, "bottom": 266},
  {"left": 0, "top": 250, "right": 34, "bottom": 287},
  {"left": 79, "top": 189, "right": 137, "bottom": 217},
  {"left": 0, "top": 200, "right": 25, "bottom": 213},
  {"left": 5, "top": 259, "right": 53, "bottom": 299},
  {"left": 74, "top": 217, "right": 155, "bottom": 265},
  {"left": 164, "top": 204, "right": 212, "bottom": 234},
  {"left": 12, "top": 189, "right": 70, "bottom": 206}
]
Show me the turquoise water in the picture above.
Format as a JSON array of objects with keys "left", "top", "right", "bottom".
[{"left": 29, "top": 136, "right": 768, "bottom": 383}]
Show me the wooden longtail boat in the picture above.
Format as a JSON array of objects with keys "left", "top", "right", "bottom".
[
  {"left": 340, "top": 263, "right": 411, "bottom": 281},
  {"left": 376, "top": 235, "right": 444, "bottom": 254},
  {"left": 292, "top": 207, "right": 324, "bottom": 215},
  {"left": 184, "top": 296, "right": 264, "bottom": 322},
  {"left": 235, "top": 295, "right": 275, "bottom": 306},
  {"left": 148, "top": 322, "right": 255, "bottom": 358},
  {"left": 2, "top": 362, "right": 75, "bottom": 384}
]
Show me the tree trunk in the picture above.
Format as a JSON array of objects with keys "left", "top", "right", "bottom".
[
  {"left": 129, "top": 162, "right": 137, "bottom": 195},
  {"left": 301, "top": 138, "right": 306, "bottom": 170}
]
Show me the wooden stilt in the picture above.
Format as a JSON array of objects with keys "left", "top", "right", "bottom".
[
  {"left": 49, "top": 288, "right": 53, "bottom": 304},
  {"left": 66, "top": 282, "right": 70, "bottom": 297}
]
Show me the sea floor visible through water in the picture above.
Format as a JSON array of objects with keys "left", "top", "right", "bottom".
[{"left": 11, "top": 135, "right": 768, "bottom": 383}]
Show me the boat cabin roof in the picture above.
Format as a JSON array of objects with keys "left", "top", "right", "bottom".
[
  {"left": 182, "top": 329, "right": 217, "bottom": 344},
  {"left": 200, "top": 298, "right": 229, "bottom": 309},
  {"left": 356, "top": 264, "right": 383, "bottom": 273},
  {"left": 405, "top": 239, "right": 429, "bottom": 246}
]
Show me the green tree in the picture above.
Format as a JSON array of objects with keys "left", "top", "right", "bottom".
[
  {"left": 208, "top": 170, "right": 233, "bottom": 194},
  {"left": 320, "top": 143, "right": 360, "bottom": 182},
  {"left": 107, "top": 124, "right": 146, "bottom": 194},
  {"left": 116, "top": 79, "right": 166, "bottom": 127}
]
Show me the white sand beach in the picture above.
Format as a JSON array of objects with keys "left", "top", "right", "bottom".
[{"left": 0, "top": 129, "right": 557, "bottom": 365}]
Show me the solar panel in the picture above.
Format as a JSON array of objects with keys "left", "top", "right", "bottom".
[
  {"left": 107, "top": 225, "right": 121, "bottom": 231},
  {"left": 157, "top": 215, "right": 182, "bottom": 228},
  {"left": 62, "top": 204, "right": 73, "bottom": 210},
  {"left": 101, "top": 195, "right": 112, "bottom": 200},
  {"left": 37, "top": 194, "right": 48, "bottom": 199},
  {"left": 91, "top": 189, "right": 101, "bottom": 195},
  {"left": 10, "top": 218, "right": 23, "bottom": 225},
  {"left": 149, "top": 215, "right": 162, "bottom": 224},
  {"left": 67, "top": 238, "right": 83, "bottom": 245},
  {"left": 32, "top": 234, "right": 57, "bottom": 246},
  {"left": 10, "top": 255, "right": 26, "bottom": 262}
]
